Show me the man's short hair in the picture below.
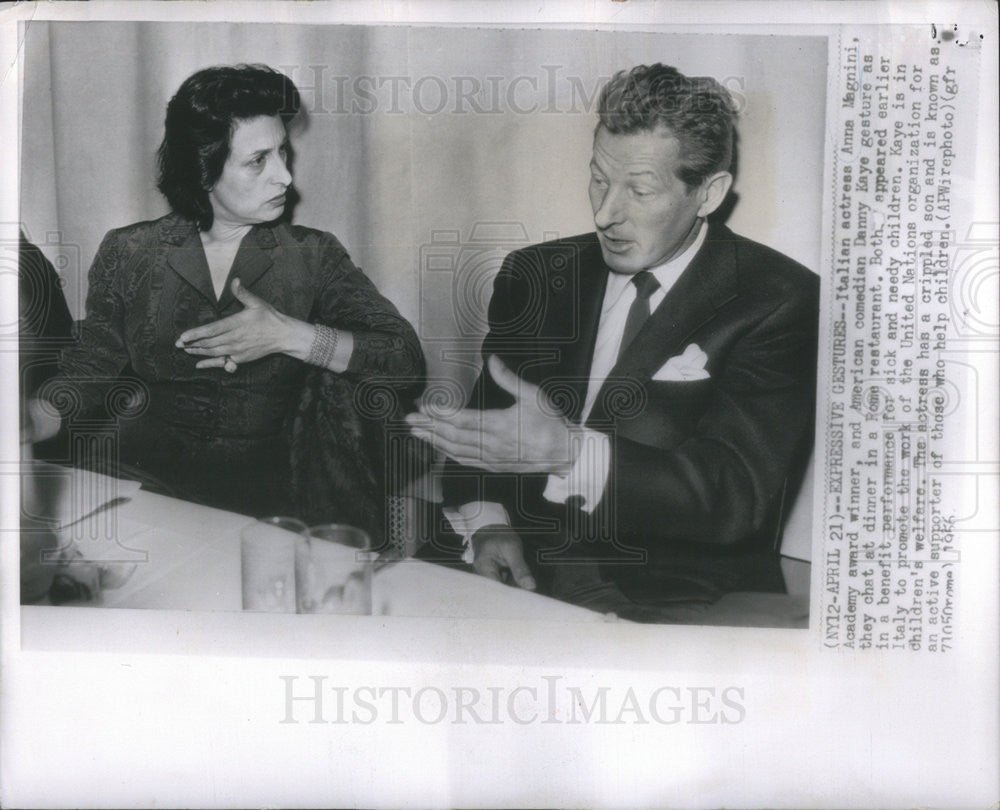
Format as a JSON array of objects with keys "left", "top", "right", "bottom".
[{"left": 597, "top": 63, "right": 738, "bottom": 189}]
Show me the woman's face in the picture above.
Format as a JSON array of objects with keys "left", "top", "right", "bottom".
[{"left": 208, "top": 115, "right": 292, "bottom": 228}]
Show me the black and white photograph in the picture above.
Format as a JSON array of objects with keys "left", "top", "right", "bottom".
[
  {"left": 14, "top": 20, "right": 824, "bottom": 626},
  {"left": 1, "top": 2, "right": 997, "bottom": 808}
]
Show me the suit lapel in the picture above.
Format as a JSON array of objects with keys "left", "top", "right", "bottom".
[
  {"left": 163, "top": 217, "right": 216, "bottom": 304},
  {"left": 218, "top": 226, "right": 277, "bottom": 310},
  {"left": 547, "top": 237, "right": 608, "bottom": 424},
  {"left": 163, "top": 217, "right": 277, "bottom": 310},
  {"left": 587, "top": 223, "right": 739, "bottom": 424}
]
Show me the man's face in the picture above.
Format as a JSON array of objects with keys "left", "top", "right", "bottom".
[{"left": 588, "top": 125, "right": 707, "bottom": 274}]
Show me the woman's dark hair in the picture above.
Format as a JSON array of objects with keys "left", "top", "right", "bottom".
[{"left": 156, "top": 64, "right": 301, "bottom": 230}]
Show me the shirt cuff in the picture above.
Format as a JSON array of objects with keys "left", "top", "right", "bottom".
[
  {"left": 542, "top": 428, "right": 610, "bottom": 513},
  {"left": 441, "top": 501, "right": 511, "bottom": 564}
]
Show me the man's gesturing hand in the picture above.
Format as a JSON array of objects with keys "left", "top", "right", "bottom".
[
  {"left": 406, "top": 355, "right": 579, "bottom": 474},
  {"left": 471, "top": 524, "right": 536, "bottom": 590}
]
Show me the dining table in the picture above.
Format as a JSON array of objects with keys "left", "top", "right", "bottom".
[
  {"left": 20, "top": 463, "right": 810, "bottom": 659},
  {"left": 20, "top": 463, "right": 608, "bottom": 622}
]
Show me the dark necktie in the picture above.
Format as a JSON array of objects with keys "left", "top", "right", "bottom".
[{"left": 618, "top": 270, "right": 660, "bottom": 359}]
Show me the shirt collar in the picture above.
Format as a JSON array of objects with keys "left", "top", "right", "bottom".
[{"left": 603, "top": 219, "right": 709, "bottom": 311}]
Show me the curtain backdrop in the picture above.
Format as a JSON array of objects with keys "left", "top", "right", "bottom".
[
  {"left": 21, "top": 22, "right": 825, "bottom": 365},
  {"left": 20, "top": 22, "right": 827, "bottom": 558}
]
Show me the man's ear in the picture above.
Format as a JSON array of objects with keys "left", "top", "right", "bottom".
[{"left": 696, "top": 171, "right": 733, "bottom": 218}]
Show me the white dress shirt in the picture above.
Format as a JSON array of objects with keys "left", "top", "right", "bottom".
[{"left": 445, "top": 221, "right": 709, "bottom": 557}]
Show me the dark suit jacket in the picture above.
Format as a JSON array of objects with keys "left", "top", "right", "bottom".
[
  {"left": 18, "top": 231, "right": 74, "bottom": 395},
  {"left": 442, "top": 223, "right": 819, "bottom": 601},
  {"left": 19, "top": 231, "right": 75, "bottom": 462}
]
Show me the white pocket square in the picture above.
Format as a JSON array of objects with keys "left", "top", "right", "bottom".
[{"left": 652, "top": 343, "right": 710, "bottom": 381}]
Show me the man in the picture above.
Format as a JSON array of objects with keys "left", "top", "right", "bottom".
[
  {"left": 19, "top": 230, "right": 75, "bottom": 602},
  {"left": 19, "top": 229, "right": 74, "bottom": 459},
  {"left": 408, "top": 64, "right": 819, "bottom": 621}
]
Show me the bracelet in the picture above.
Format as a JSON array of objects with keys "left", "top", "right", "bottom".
[{"left": 307, "top": 325, "right": 340, "bottom": 368}]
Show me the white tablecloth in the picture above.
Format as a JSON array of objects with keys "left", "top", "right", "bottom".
[{"left": 33, "top": 471, "right": 605, "bottom": 623}]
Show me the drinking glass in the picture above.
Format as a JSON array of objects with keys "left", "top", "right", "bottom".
[
  {"left": 296, "top": 524, "right": 372, "bottom": 615},
  {"left": 240, "top": 517, "right": 307, "bottom": 612}
]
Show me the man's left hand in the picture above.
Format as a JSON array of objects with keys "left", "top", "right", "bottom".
[{"left": 406, "top": 355, "right": 579, "bottom": 474}]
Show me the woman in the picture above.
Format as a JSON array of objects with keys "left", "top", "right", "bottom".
[{"left": 44, "top": 64, "right": 424, "bottom": 520}]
